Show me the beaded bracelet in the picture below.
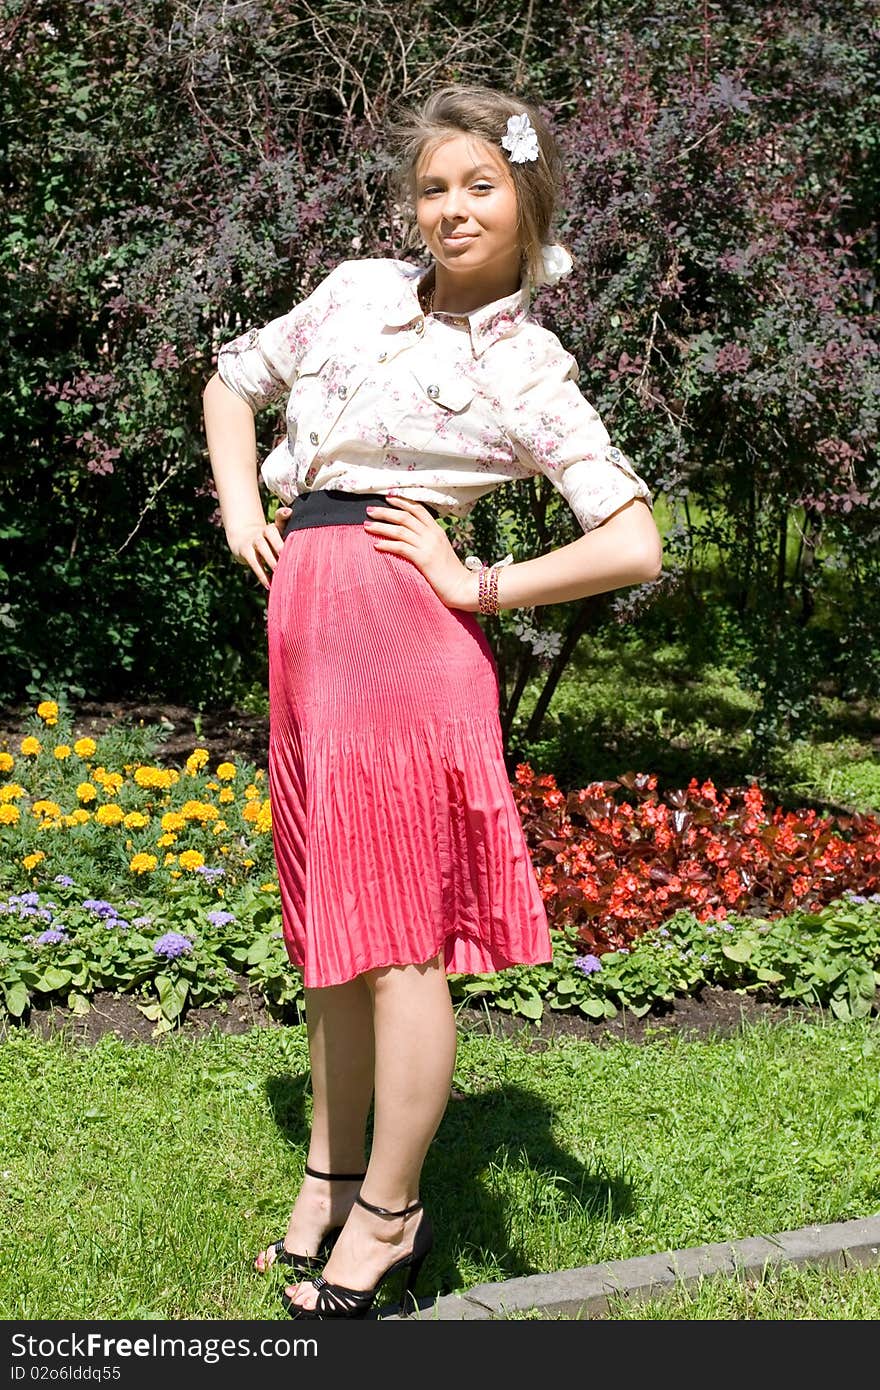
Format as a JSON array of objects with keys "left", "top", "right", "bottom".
[{"left": 465, "top": 552, "right": 513, "bottom": 616}]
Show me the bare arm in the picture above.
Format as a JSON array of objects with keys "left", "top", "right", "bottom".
[
  {"left": 450, "top": 495, "right": 661, "bottom": 612},
  {"left": 490, "top": 495, "right": 661, "bottom": 611},
  {"left": 202, "top": 372, "right": 292, "bottom": 591}
]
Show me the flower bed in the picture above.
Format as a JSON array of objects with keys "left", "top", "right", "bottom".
[{"left": 2, "top": 701, "right": 879, "bottom": 1032}]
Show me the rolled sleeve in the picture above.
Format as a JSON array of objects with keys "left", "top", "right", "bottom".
[
  {"left": 215, "top": 261, "right": 350, "bottom": 412},
  {"left": 502, "top": 339, "right": 654, "bottom": 533}
]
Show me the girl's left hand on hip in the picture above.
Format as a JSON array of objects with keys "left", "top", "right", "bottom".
[{"left": 363, "top": 493, "right": 475, "bottom": 611}]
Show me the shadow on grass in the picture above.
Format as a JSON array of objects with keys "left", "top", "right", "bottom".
[{"left": 264, "top": 1073, "right": 633, "bottom": 1311}]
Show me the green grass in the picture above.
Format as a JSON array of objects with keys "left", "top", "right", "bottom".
[
  {"left": 502, "top": 1262, "right": 880, "bottom": 1320},
  {"left": 2, "top": 1012, "right": 879, "bottom": 1319},
  {"left": 605, "top": 1262, "right": 880, "bottom": 1319}
]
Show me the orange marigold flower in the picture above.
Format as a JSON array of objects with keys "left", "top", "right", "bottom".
[
  {"left": 129, "top": 852, "right": 158, "bottom": 873},
  {"left": 20, "top": 736, "right": 42, "bottom": 756},
  {"left": 178, "top": 849, "right": 205, "bottom": 870},
  {"left": 73, "top": 737, "right": 97, "bottom": 759}
]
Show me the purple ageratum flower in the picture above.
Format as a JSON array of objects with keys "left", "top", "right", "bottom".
[
  {"left": 132, "top": 916, "right": 153, "bottom": 928},
  {"left": 113, "top": 919, "right": 130, "bottom": 931},
  {"left": 574, "top": 953, "right": 603, "bottom": 976},
  {"left": 11, "top": 892, "right": 40, "bottom": 907},
  {"left": 36, "top": 929, "right": 68, "bottom": 946},
  {"left": 153, "top": 931, "right": 194, "bottom": 960},
  {"left": 82, "top": 899, "right": 119, "bottom": 919},
  {"left": 195, "top": 865, "right": 225, "bottom": 881},
  {"left": 705, "top": 925, "right": 717, "bottom": 935},
  {"left": 658, "top": 927, "right": 670, "bottom": 937},
  {"left": 846, "top": 894, "right": 868, "bottom": 905},
  {"left": 206, "top": 910, "right": 236, "bottom": 929},
  {"left": 54, "top": 875, "right": 75, "bottom": 887}
]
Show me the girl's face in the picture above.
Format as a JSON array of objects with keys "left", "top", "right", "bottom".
[{"left": 414, "top": 133, "right": 523, "bottom": 283}]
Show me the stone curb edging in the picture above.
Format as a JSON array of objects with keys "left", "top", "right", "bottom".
[{"left": 392, "top": 1211, "right": 880, "bottom": 1319}]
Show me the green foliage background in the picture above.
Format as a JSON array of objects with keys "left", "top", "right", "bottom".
[{"left": 2, "top": 0, "right": 877, "bottom": 762}]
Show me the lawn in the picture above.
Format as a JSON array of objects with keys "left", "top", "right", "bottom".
[{"left": 2, "top": 1011, "right": 879, "bottom": 1319}]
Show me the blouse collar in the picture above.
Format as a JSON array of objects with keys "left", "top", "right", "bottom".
[{"left": 385, "top": 260, "right": 532, "bottom": 358}]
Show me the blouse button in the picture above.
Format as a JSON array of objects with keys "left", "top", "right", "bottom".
[
  {"left": 309, "top": 431, "right": 319, "bottom": 446},
  {"left": 378, "top": 350, "right": 388, "bottom": 362},
  {"left": 338, "top": 385, "right": 348, "bottom": 399},
  {"left": 414, "top": 320, "right": 425, "bottom": 336},
  {"left": 427, "top": 384, "right": 440, "bottom": 399},
  {"left": 609, "top": 446, "right": 621, "bottom": 460}
]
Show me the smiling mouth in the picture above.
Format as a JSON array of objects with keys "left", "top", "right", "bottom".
[{"left": 442, "top": 233, "right": 477, "bottom": 243}]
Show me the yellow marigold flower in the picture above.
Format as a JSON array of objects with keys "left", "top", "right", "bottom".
[
  {"left": 0, "top": 752, "right": 14, "bottom": 773},
  {"left": 32, "top": 799, "right": 62, "bottom": 819},
  {"left": 179, "top": 799, "right": 218, "bottom": 823},
  {"left": 255, "top": 802, "right": 272, "bottom": 833},
  {"left": 259, "top": 882, "right": 278, "bottom": 893},
  {"left": 123, "top": 811, "right": 149, "bottom": 829},
  {"left": 170, "top": 869, "right": 182, "bottom": 879},
  {"left": 178, "top": 849, "right": 205, "bottom": 871},
  {"left": 73, "top": 737, "right": 97, "bottom": 759},
  {"left": 244, "top": 783, "right": 260, "bottom": 800},
  {"left": 243, "top": 857, "right": 255, "bottom": 867},
  {"left": 219, "top": 845, "right": 229, "bottom": 854},
  {"left": 216, "top": 762, "right": 237, "bottom": 781},
  {"left": 93, "top": 767, "right": 124, "bottom": 793},
  {"left": 95, "top": 804, "right": 125, "bottom": 827},
  {"left": 205, "top": 780, "right": 219, "bottom": 791},
  {"left": 241, "top": 801, "right": 260, "bottom": 824},
  {"left": 133, "top": 766, "right": 167, "bottom": 789},
  {"left": 0, "top": 804, "right": 21, "bottom": 825},
  {"left": 157, "top": 832, "right": 177, "bottom": 847},
  {"left": 212, "top": 820, "right": 228, "bottom": 834},
  {"left": 0, "top": 783, "right": 25, "bottom": 802},
  {"left": 255, "top": 769, "right": 264, "bottom": 780},
  {"left": 23, "top": 851, "right": 46, "bottom": 869},
  {"left": 37, "top": 701, "right": 59, "bottom": 724},
  {"left": 125, "top": 838, "right": 133, "bottom": 849},
  {"left": 161, "top": 811, "right": 186, "bottom": 832},
  {"left": 129, "top": 852, "right": 158, "bottom": 874},
  {"left": 185, "top": 748, "right": 210, "bottom": 775},
  {"left": 67, "top": 809, "right": 90, "bottom": 825},
  {"left": 218, "top": 787, "right": 235, "bottom": 804},
  {"left": 53, "top": 745, "right": 71, "bottom": 761},
  {"left": 164, "top": 852, "right": 177, "bottom": 865},
  {"left": 20, "top": 736, "right": 42, "bottom": 756},
  {"left": 76, "top": 782, "right": 97, "bottom": 803}
]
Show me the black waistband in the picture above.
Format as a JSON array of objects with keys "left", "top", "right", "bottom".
[{"left": 281, "top": 488, "right": 439, "bottom": 537}]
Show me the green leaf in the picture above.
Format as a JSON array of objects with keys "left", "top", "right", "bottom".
[
  {"left": 67, "top": 991, "right": 91, "bottom": 1015},
  {"left": 35, "top": 966, "right": 73, "bottom": 992},
  {"left": 721, "top": 941, "right": 753, "bottom": 964},
  {"left": 3, "top": 981, "right": 29, "bottom": 1017},
  {"left": 514, "top": 991, "right": 543, "bottom": 1020},
  {"left": 578, "top": 998, "right": 606, "bottom": 1019}
]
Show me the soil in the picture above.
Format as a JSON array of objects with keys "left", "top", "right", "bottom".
[
  {"left": 0, "top": 976, "right": 823, "bottom": 1053},
  {"left": 0, "top": 698, "right": 272, "bottom": 769}
]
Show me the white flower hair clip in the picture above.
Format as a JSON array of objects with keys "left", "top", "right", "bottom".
[
  {"left": 536, "top": 243, "right": 574, "bottom": 287},
  {"left": 501, "top": 112, "right": 540, "bottom": 164}
]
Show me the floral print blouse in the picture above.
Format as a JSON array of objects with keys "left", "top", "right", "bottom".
[{"left": 215, "top": 257, "right": 653, "bottom": 532}]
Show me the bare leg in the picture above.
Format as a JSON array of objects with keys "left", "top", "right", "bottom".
[
  {"left": 284, "top": 950, "right": 457, "bottom": 1307},
  {"left": 256, "top": 974, "right": 375, "bottom": 1270}
]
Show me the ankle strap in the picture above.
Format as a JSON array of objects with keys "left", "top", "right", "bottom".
[
  {"left": 304, "top": 1164, "right": 366, "bottom": 1182},
  {"left": 356, "top": 1192, "right": 422, "bottom": 1219}
]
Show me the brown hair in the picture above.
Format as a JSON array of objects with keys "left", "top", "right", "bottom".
[{"left": 386, "top": 83, "right": 563, "bottom": 285}]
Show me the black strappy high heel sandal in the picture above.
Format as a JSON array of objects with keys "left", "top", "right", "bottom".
[
  {"left": 254, "top": 1165, "right": 366, "bottom": 1278},
  {"left": 279, "top": 1192, "right": 434, "bottom": 1320}
]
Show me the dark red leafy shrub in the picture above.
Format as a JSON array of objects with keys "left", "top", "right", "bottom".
[{"left": 513, "top": 762, "right": 880, "bottom": 954}]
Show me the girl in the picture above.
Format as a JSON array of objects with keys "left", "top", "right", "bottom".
[{"left": 202, "top": 83, "right": 661, "bottom": 1321}]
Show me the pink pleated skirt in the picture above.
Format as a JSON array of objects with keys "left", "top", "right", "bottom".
[{"left": 265, "top": 488, "right": 553, "bottom": 988}]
